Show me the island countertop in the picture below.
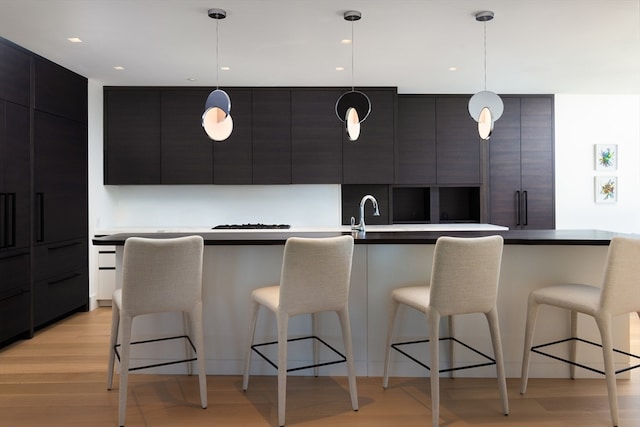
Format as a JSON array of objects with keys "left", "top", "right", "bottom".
[{"left": 93, "top": 227, "right": 626, "bottom": 246}]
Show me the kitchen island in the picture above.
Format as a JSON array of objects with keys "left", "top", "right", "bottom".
[{"left": 93, "top": 227, "right": 633, "bottom": 379}]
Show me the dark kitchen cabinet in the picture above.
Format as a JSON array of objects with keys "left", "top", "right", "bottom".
[
  {"left": 291, "top": 89, "right": 343, "bottom": 183},
  {"left": 0, "top": 40, "right": 30, "bottom": 107},
  {"left": 213, "top": 88, "right": 253, "bottom": 184},
  {"left": 34, "top": 57, "right": 87, "bottom": 123},
  {"left": 0, "top": 102, "right": 30, "bottom": 251},
  {"left": 395, "top": 95, "right": 436, "bottom": 185},
  {"left": 104, "top": 89, "right": 161, "bottom": 184},
  {"left": 0, "top": 250, "right": 31, "bottom": 344},
  {"left": 342, "top": 88, "right": 396, "bottom": 184},
  {"left": 488, "top": 96, "right": 554, "bottom": 229},
  {"left": 252, "top": 89, "right": 291, "bottom": 184},
  {"left": 436, "top": 96, "right": 480, "bottom": 185},
  {"left": 161, "top": 89, "right": 213, "bottom": 184}
]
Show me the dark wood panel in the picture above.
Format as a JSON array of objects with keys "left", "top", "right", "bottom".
[
  {"left": 520, "top": 96, "right": 555, "bottom": 229},
  {"left": 0, "top": 39, "right": 30, "bottom": 106},
  {"left": 342, "top": 89, "right": 395, "bottom": 184},
  {"left": 104, "top": 89, "right": 161, "bottom": 184},
  {"left": 0, "top": 291, "right": 30, "bottom": 345},
  {"left": 161, "top": 89, "right": 213, "bottom": 184},
  {"left": 341, "top": 184, "right": 390, "bottom": 225},
  {"left": 213, "top": 88, "right": 253, "bottom": 184},
  {"left": 0, "top": 250, "right": 30, "bottom": 295},
  {"left": 34, "top": 269, "right": 88, "bottom": 328},
  {"left": 395, "top": 95, "right": 436, "bottom": 185},
  {"left": 252, "top": 89, "right": 291, "bottom": 184},
  {"left": 33, "top": 57, "right": 87, "bottom": 123},
  {"left": 435, "top": 96, "right": 480, "bottom": 184},
  {"left": 34, "top": 111, "right": 88, "bottom": 243},
  {"left": 488, "top": 97, "right": 522, "bottom": 228},
  {"left": 291, "top": 89, "right": 343, "bottom": 184}
]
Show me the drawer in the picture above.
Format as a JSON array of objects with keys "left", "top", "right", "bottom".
[
  {"left": 34, "top": 238, "right": 87, "bottom": 281},
  {"left": 98, "top": 268, "right": 116, "bottom": 300},
  {"left": 0, "top": 290, "right": 30, "bottom": 345},
  {"left": 34, "top": 268, "right": 88, "bottom": 327},
  {"left": 0, "top": 250, "right": 30, "bottom": 295}
]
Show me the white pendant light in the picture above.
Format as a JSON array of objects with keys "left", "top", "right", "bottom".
[
  {"left": 202, "top": 8, "right": 233, "bottom": 142},
  {"left": 335, "top": 10, "right": 370, "bottom": 142},
  {"left": 468, "top": 11, "right": 503, "bottom": 141}
]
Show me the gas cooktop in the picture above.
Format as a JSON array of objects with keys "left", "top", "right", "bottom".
[{"left": 212, "top": 223, "right": 291, "bottom": 230}]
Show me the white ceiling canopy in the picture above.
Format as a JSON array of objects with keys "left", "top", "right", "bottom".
[{"left": 0, "top": 0, "right": 639, "bottom": 94}]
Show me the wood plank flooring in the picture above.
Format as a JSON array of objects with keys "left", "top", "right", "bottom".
[{"left": 0, "top": 308, "right": 638, "bottom": 426}]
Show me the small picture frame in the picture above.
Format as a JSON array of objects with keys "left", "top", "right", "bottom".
[
  {"left": 595, "top": 176, "right": 617, "bottom": 203},
  {"left": 595, "top": 144, "right": 617, "bottom": 171}
]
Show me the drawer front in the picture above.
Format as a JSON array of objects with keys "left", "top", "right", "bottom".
[
  {"left": 0, "top": 291, "right": 30, "bottom": 345},
  {"left": 34, "top": 239, "right": 87, "bottom": 281},
  {"left": 0, "top": 250, "right": 30, "bottom": 295},
  {"left": 98, "top": 268, "right": 116, "bottom": 300},
  {"left": 34, "top": 268, "right": 88, "bottom": 327}
]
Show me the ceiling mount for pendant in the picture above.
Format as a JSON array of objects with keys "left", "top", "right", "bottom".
[
  {"left": 475, "top": 10, "right": 494, "bottom": 22},
  {"left": 344, "top": 10, "right": 361, "bottom": 21},
  {"left": 208, "top": 8, "right": 226, "bottom": 20}
]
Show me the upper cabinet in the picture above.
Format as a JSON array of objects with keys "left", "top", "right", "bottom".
[
  {"left": 488, "top": 96, "right": 555, "bottom": 229},
  {"left": 34, "top": 57, "right": 87, "bottom": 123},
  {"left": 0, "top": 41, "right": 30, "bottom": 107},
  {"left": 342, "top": 88, "right": 396, "bottom": 184},
  {"left": 395, "top": 95, "right": 436, "bottom": 185}
]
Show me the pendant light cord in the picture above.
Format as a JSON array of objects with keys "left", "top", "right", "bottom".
[
  {"left": 215, "top": 18, "right": 220, "bottom": 89},
  {"left": 483, "top": 21, "right": 487, "bottom": 91},
  {"left": 351, "top": 19, "right": 355, "bottom": 92}
]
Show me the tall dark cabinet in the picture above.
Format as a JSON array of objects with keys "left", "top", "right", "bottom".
[
  {"left": 0, "top": 37, "right": 88, "bottom": 346},
  {"left": 488, "top": 96, "right": 554, "bottom": 229}
]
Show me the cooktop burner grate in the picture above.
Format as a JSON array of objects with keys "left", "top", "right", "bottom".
[{"left": 213, "top": 223, "right": 291, "bottom": 230}]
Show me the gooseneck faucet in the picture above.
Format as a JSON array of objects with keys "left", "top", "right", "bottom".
[{"left": 351, "top": 194, "right": 380, "bottom": 232}]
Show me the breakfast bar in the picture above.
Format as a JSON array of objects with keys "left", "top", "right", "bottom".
[{"left": 93, "top": 228, "right": 631, "bottom": 379}]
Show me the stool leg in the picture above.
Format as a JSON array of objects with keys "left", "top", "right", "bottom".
[
  {"left": 118, "top": 313, "right": 133, "bottom": 427},
  {"left": 242, "top": 301, "right": 260, "bottom": 391},
  {"left": 448, "top": 315, "right": 455, "bottom": 379},
  {"left": 277, "top": 311, "right": 289, "bottom": 427},
  {"left": 338, "top": 306, "right": 359, "bottom": 411},
  {"left": 520, "top": 295, "right": 540, "bottom": 395},
  {"left": 190, "top": 303, "right": 208, "bottom": 409},
  {"left": 107, "top": 303, "right": 120, "bottom": 390},
  {"left": 487, "top": 307, "right": 509, "bottom": 415},
  {"left": 570, "top": 311, "right": 578, "bottom": 379},
  {"left": 596, "top": 315, "right": 619, "bottom": 427},
  {"left": 382, "top": 298, "right": 400, "bottom": 389},
  {"left": 183, "top": 311, "right": 193, "bottom": 376},
  {"left": 312, "top": 312, "right": 319, "bottom": 377},
  {"left": 428, "top": 309, "right": 441, "bottom": 427}
]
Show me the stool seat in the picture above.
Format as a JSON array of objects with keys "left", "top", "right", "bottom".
[
  {"left": 390, "top": 286, "right": 430, "bottom": 312},
  {"left": 530, "top": 283, "right": 601, "bottom": 315}
]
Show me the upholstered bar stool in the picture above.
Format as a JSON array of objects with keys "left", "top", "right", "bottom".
[
  {"left": 520, "top": 236, "right": 640, "bottom": 427},
  {"left": 242, "top": 235, "right": 358, "bottom": 427},
  {"left": 107, "top": 236, "right": 208, "bottom": 427},
  {"left": 383, "top": 235, "right": 509, "bottom": 427}
]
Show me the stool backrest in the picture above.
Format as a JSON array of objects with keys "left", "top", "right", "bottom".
[
  {"left": 121, "top": 235, "right": 204, "bottom": 316},
  {"left": 429, "top": 235, "right": 504, "bottom": 316},
  {"left": 599, "top": 236, "right": 640, "bottom": 316},
  {"left": 279, "top": 235, "right": 355, "bottom": 316}
]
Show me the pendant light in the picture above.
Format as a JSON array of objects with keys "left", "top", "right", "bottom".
[
  {"left": 335, "top": 10, "right": 371, "bottom": 142},
  {"left": 468, "top": 11, "right": 503, "bottom": 140},
  {"left": 202, "top": 8, "right": 233, "bottom": 141}
]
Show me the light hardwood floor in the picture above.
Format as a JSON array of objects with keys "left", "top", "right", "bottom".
[{"left": 0, "top": 307, "right": 638, "bottom": 426}]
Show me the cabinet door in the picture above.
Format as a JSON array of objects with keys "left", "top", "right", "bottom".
[
  {"left": 34, "top": 57, "right": 87, "bottom": 123},
  {"left": 0, "top": 250, "right": 31, "bottom": 343},
  {"left": 34, "top": 111, "right": 88, "bottom": 244},
  {"left": 161, "top": 89, "right": 213, "bottom": 184},
  {"left": 520, "top": 97, "right": 555, "bottom": 229},
  {"left": 252, "top": 89, "right": 291, "bottom": 184},
  {"left": 0, "top": 102, "right": 30, "bottom": 250},
  {"left": 395, "top": 95, "right": 436, "bottom": 184},
  {"left": 213, "top": 88, "right": 253, "bottom": 184},
  {"left": 488, "top": 97, "right": 522, "bottom": 229},
  {"left": 342, "top": 88, "right": 395, "bottom": 184},
  {"left": 436, "top": 96, "right": 480, "bottom": 184},
  {"left": 0, "top": 40, "right": 30, "bottom": 107},
  {"left": 104, "top": 89, "right": 161, "bottom": 184},
  {"left": 291, "top": 89, "right": 343, "bottom": 184}
]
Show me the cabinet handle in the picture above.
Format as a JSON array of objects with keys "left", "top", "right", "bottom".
[
  {"left": 36, "top": 192, "right": 44, "bottom": 242},
  {"left": 48, "top": 272, "right": 81, "bottom": 286},
  {"left": 515, "top": 191, "right": 521, "bottom": 226},
  {"left": 7, "top": 193, "right": 15, "bottom": 247},
  {"left": 0, "top": 193, "right": 5, "bottom": 248},
  {"left": 523, "top": 190, "right": 528, "bottom": 226},
  {"left": 48, "top": 241, "right": 82, "bottom": 251}
]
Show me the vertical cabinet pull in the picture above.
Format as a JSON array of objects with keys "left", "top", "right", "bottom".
[
  {"left": 36, "top": 192, "right": 44, "bottom": 242},
  {"left": 523, "top": 190, "right": 528, "bottom": 226},
  {"left": 0, "top": 193, "right": 5, "bottom": 248},
  {"left": 515, "top": 191, "right": 521, "bottom": 226}
]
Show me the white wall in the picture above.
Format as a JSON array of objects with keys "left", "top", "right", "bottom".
[{"left": 554, "top": 95, "right": 640, "bottom": 233}]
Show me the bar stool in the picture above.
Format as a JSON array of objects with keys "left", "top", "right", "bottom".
[
  {"left": 242, "top": 235, "right": 358, "bottom": 427},
  {"left": 107, "top": 236, "right": 207, "bottom": 427},
  {"left": 382, "top": 235, "right": 509, "bottom": 427},
  {"left": 520, "top": 236, "right": 640, "bottom": 427}
]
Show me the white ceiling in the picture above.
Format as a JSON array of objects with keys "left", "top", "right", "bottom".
[{"left": 1, "top": 0, "right": 639, "bottom": 94}]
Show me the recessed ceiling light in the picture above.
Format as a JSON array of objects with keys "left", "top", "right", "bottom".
[
  {"left": 187, "top": 77, "right": 197, "bottom": 81},
  {"left": 336, "top": 66, "right": 345, "bottom": 71},
  {"left": 220, "top": 66, "right": 230, "bottom": 71},
  {"left": 113, "top": 66, "right": 124, "bottom": 70},
  {"left": 449, "top": 67, "right": 457, "bottom": 71},
  {"left": 67, "top": 37, "right": 82, "bottom": 43},
  {"left": 341, "top": 39, "right": 352, "bottom": 44}
]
